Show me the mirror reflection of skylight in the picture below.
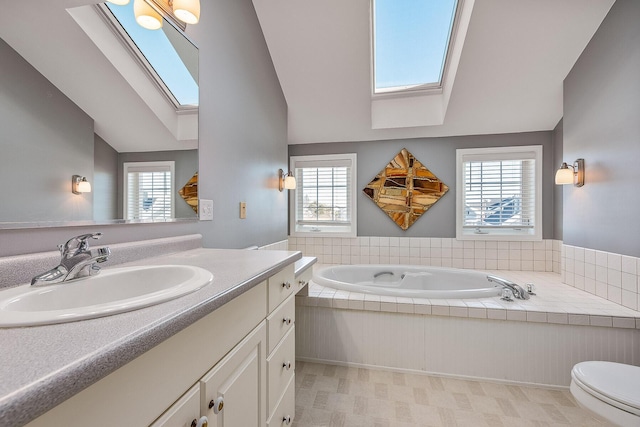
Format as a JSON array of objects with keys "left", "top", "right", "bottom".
[
  {"left": 106, "top": 2, "right": 198, "bottom": 107},
  {"left": 373, "top": 0, "right": 458, "bottom": 94}
]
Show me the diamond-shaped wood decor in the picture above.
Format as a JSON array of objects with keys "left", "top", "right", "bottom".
[
  {"left": 363, "top": 148, "right": 448, "bottom": 230},
  {"left": 179, "top": 172, "right": 198, "bottom": 213}
]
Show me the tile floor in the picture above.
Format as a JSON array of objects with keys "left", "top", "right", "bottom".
[{"left": 291, "top": 361, "right": 613, "bottom": 427}]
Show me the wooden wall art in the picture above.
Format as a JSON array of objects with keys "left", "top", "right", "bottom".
[
  {"left": 363, "top": 148, "right": 448, "bottom": 230},
  {"left": 179, "top": 172, "right": 199, "bottom": 213}
]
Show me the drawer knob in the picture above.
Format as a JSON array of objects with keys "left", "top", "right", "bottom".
[
  {"left": 282, "top": 282, "right": 291, "bottom": 290},
  {"left": 191, "top": 416, "right": 209, "bottom": 427},
  {"left": 283, "top": 415, "right": 292, "bottom": 425},
  {"left": 283, "top": 317, "right": 292, "bottom": 326},
  {"left": 298, "top": 280, "right": 307, "bottom": 287},
  {"left": 283, "top": 361, "right": 292, "bottom": 370},
  {"left": 209, "top": 396, "right": 224, "bottom": 414}
]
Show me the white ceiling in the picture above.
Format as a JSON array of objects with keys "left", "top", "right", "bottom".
[
  {"left": 0, "top": 0, "right": 198, "bottom": 153},
  {"left": 252, "top": 0, "right": 616, "bottom": 145}
]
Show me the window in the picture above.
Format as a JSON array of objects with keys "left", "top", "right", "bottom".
[
  {"left": 372, "top": 0, "right": 459, "bottom": 94},
  {"left": 124, "top": 161, "right": 175, "bottom": 220},
  {"left": 290, "top": 154, "right": 357, "bottom": 237},
  {"left": 103, "top": 2, "right": 199, "bottom": 108},
  {"left": 456, "top": 146, "right": 542, "bottom": 240}
]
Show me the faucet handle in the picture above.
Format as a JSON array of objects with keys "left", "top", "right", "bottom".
[{"left": 60, "top": 232, "right": 103, "bottom": 255}]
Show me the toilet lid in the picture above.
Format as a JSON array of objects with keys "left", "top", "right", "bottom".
[{"left": 572, "top": 361, "right": 640, "bottom": 415}]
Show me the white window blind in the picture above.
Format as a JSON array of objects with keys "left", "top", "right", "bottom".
[
  {"left": 456, "top": 146, "right": 542, "bottom": 240},
  {"left": 124, "top": 161, "right": 175, "bottom": 220},
  {"left": 290, "top": 154, "right": 357, "bottom": 237}
]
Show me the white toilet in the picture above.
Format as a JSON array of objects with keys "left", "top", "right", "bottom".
[{"left": 570, "top": 361, "right": 640, "bottom": 427}]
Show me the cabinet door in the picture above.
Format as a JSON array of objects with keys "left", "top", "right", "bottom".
[
  {"left": 201, "top": 323, "right": 266, "bottom": 427},
  {"left": 150, "top": 384, "right": 201, "bottom": 427}
]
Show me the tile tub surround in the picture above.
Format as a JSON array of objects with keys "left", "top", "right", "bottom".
[
  {"left": 289, "top": 237, "right": 562, "bottom": 274},
  {"left": 0, "top": 247, "right": 301, "bottom": 427},
  {"left": 296, "top": 269, "right": 640, "bottom": 387},
  {"left": 562, "top": 244, "right": 640, "bottom": 311}
]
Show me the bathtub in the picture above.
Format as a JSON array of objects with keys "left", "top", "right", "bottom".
[{"left": 312, "top": 264, "right": 503, "bottom": 299}]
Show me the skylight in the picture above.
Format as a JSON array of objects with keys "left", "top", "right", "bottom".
[
  {"left": 373, "top": 0, "right": 458, "bottom": 94},
  {"left": 105, "top": 2, "right": 198, "bottom": 108}
]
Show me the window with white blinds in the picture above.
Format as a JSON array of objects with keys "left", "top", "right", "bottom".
[
  {"left": 123, "top": 161, "right": 175, "bottom": 221},
  {"left": 456, "top": 146, "right": 542, "bottom": 240},
  {"left": 290, "top": 154, "right": 357, "bottom": 237}
]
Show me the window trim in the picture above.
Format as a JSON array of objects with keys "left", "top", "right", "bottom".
[
  {"left": 98, "top": 3, "right": 199, "bottom": 112},
  {"left": 123, "top": 161, "right": 175, "bottom": 220},
  {"left": 289, "top": 153, "right": 358, "bottom": 238},
  {"left": 456, "top": 146, "right": 542, "bottom": 241}
]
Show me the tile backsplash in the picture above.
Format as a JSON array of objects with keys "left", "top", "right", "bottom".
[
  {"left": 562, "top": 244, "right": 640, "bottom": 311},
  {"left": 288, "top": 236, "right": 561, "bottom": 273}
]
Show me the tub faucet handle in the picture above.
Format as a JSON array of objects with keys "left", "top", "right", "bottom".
[{"left": 526, "top": 283, "right": 536, "bottom": 295}]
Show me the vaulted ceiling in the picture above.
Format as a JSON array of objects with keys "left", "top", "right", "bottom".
[{"left": 253, "top": 0, "right": 615, "bottom": 145}]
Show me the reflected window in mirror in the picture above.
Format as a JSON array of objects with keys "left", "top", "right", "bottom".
[{"left": 124, "top": 161, "right": 175, "bottom": 220}]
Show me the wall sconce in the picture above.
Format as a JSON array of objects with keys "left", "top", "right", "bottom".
[
  {"left": 555, "top": 159, "right": 585, "bottom": 187},
  {"left": 278, "top": 169, "right": 297, "bottom": 192},
  {"left": 72, "top": 175, "right": 92, "bottom": 194}
]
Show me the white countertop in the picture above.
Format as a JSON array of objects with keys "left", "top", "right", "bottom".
[{"left": 0, "top": 247, "right": 301, "bottom": 427}]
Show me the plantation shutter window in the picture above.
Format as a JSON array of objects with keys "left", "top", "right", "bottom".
[
  {"left": 290, "top": 154, "right": 357, "bottom": 237},
  {"left": 124, "top": 161, "right": 175, "bottom": 220},
  {"left": 456, "top": 146, "right": 542, "bottom": 240}
]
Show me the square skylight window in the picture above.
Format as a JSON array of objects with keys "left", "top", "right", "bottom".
[{"left": 373, "top": 0, "right": 458, "bottom": 94}]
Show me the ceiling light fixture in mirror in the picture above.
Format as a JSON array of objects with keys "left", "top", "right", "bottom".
[{"left": 104, "top": 1, "right": 199, "bottom": 109}]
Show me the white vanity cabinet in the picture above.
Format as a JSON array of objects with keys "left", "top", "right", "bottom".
[
  {"left": 26, "top": 263, "right": 298, "bottom": 427},
  {"left": 150, "top": 384, "right": 202, "bottom": 427},
  {"left": 265, "top": 264, "right": 296, "bottom": 425},
  {"left": 200, "top": 323, "right": 266, "bottom": 427}
]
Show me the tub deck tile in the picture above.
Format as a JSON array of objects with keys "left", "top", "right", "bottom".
[{"left": 303, "top": 267, "right": 640, "bottom": 329}]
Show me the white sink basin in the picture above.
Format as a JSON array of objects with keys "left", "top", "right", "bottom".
[{"left": 0, "top": 265, "right": 213, "bottom": 327}]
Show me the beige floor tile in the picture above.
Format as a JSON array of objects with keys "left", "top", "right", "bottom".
[{"left": 292, "top": 362, "right": 609, "bottom": 427}]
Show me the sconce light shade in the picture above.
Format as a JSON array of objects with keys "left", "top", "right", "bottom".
[
  {"left": 72, "top": 175, "right": 92, "bottom": 195},
  {"left": 172, "top": 0, "right": 200, "bottom": 24},
  {"left": 106, "top": 0, "right": 131, "bottom": 5},
  {"left": 284, "top": 173, "right": 297, "bottom": 190},
  {"left": 555, "top": 159, "right": 585, "bottom": 187},
  {"left": 134, "top": 0, "right": 163, "bottom": 30},
  {"left": 278, "top": 169, "right": 297, "bottom": 192}
]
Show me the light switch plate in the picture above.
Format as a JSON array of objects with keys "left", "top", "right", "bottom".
[
  {"left": 240, "top": 202, "right": 246, "bottom": 219},
  {"left": 199, "top": 199, "right": 213, "bottom": 221}
]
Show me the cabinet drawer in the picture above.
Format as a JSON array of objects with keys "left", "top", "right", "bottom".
[
  {"left": 268, "top": 264, "right": 295, "bottom": 313},
  {"left": 150, "top": 384, "right": 200, "bottom": 427},
  {"left": 266, "top": 375, "right": 295, "bottom": 427},
  {"left": 267, "top": 294, "right": 295, "bottom": 354},
  {"left": 267, "top": 327, "right": 295, "bottom": 418},
  {"left": 295, "top": 268, "right": 312, "bottom": 296}
]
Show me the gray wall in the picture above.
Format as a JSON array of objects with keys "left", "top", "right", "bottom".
[
  {"left": 562, "top": 0, "right": 640, "bottom": 257},
  {"left": 552, "top": 119, "right": 563, "bottom": 240},
  {"left": 118, "top": 150, "right": 198, "bottom": 219},
  {"left": 0, "top": 38, "right": 94, "bottom": 223},
  {"left": 94, "top": 134, "right": 118, "bottom": 222},
  {"left": 0, "top": 0, "right": 287, "bottom": 257},
  {"left": 290, "top": 131, "right": 555, "bottom": 238},
  {"left": 194, "top": 0, "right": 289, "bottom": 249}
]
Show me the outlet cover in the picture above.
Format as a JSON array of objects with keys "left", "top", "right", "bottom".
[{"left": 199, "top": 199, "right": 213, "bottom": 221}]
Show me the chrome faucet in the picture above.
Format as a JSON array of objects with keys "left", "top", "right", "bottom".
[
  {"left": 487, "top": 275, "right": 530, "bottom": 300},
  {"left": 31, "top": 233, "right": 111, "bottom": 286}
]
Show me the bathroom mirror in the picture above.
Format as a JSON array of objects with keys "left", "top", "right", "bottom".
[{"left": 0, "top": 0, "right": 199, "bottom": 228}]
